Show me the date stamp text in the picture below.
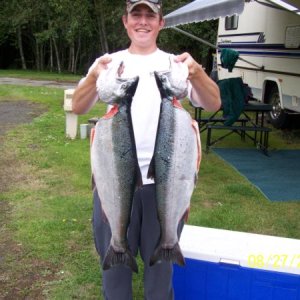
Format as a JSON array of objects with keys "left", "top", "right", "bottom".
[{"left": 248, "top": 254, "right": 300, "bottom": 269}]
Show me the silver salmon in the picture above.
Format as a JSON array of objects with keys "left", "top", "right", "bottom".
[
  {"left": 148, "top": 70, "right": 201, "bottom": 267},
  {"left": 97, "top": 61, "right": 127, "bottom": 104},
  {"left": 91, "top": 74, "right": 140, "bottom": 273}
]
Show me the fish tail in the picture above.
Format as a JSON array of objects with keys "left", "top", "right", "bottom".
[
  {"left": 149, "top": 243, "right": 185, "bottom": 267},
  {"left": 102, "top": 245, "right": 138, "bottom": 273}
]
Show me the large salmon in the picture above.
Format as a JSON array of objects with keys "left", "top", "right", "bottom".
[
  {"left": 91, "top": 71, "right": 140, "bottom": 273},
  {"left": 148, "top": 70, "right": 201, "bottom": 267}
]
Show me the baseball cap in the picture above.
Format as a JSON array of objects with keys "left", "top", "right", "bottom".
[{"left": 126, "top": 0, "right": 162, "bottom": 14}]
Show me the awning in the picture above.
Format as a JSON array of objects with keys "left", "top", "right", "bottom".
[
  {"left": 283, "top": 0, "right": 300, "bottom": 9},
  {"left": 164, "top": 0, "right": 245, "bottom": 28},
  {"left": 269, "top": 0, "right": 300, "bottom": 13}
]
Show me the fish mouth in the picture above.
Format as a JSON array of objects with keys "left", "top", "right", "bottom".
[{"left": 154, "top": 70, "right": 188, "bottom": 100}]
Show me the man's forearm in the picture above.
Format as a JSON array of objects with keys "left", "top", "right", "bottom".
[
  {"left": 189, "top": 65, "right": 221, "bottom": 112},
  {"left": 72, "top": 74, "right": 99, "bottom": 115}
]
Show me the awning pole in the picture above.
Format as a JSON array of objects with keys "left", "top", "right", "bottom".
[
  {"left": 171, "top": 27, "right": 217, "bottom": 49},
  {"left": 237, "top": 57, "right": 264, "bottom": 69},
  {"left": 171, "top": 27, "right": 264, "bottom": 70}
]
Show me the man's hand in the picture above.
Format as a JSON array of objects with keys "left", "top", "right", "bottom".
[
  {"left": 89, "top": 55, "right": 113, "bottom": 79},
  {"left": 174, "top": 52, "right": 221, "bottom": 112},
  {"left": 174, "top": 52, "right": 204, "bottom": 80},
  {"left": 72, "top": 55, "right": 113, "bottom": 114}
]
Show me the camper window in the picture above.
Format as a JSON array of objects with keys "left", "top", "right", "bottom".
[{"left": 225, "top": 15, "right": 239, "bottom": 30}]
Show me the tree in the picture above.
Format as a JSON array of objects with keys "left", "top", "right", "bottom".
[
  {"left": 1, "top": 0, "right": 34, "bottom": 70},
  {"left": 0, "top": 0, "right": 219, "bottom": 73}
]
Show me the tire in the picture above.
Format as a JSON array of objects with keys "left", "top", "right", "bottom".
[{"left": 266, "top": 85, "right": 290, "bottom": 129}]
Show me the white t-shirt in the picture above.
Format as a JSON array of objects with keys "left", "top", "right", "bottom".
[{"left": 88, "top": 49, "right": 190, "bottom": 184}]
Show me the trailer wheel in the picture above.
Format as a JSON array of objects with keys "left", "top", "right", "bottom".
[{"left": 266, "top": 86, "right": 289, "bottom": 129}]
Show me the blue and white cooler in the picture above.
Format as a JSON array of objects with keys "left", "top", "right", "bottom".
[{"left": 173, "top": 225, "right": 300, "bottom": 300}]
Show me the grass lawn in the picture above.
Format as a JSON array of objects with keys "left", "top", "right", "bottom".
[{"left": 0, "top": 72, "right": 300, "bottom": 299}]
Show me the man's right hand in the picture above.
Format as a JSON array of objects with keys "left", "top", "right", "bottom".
[
  {"left": 89, "top": 55, "right": 113, "bottom": 80},
  {"left": 72, "top": 55, "right": 113, "bottom": 114}
]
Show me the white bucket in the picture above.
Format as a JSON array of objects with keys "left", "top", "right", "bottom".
[{"left": 80, "top": 124, "right": 88, "bottom": 139}]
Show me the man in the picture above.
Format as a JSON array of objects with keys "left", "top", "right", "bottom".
[{"left": 72, "top": 1, "right": 221, "bottom": 299}]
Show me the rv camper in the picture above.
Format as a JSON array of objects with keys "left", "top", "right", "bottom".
[{"left": 217, "top": 0, "right": 300, "bottom": 128}]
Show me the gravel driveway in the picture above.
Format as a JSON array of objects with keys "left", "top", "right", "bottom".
[{"left": 0, "top": 77, "right": 77, "bottom": 90}]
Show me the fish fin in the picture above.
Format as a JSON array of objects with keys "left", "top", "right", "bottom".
[
  {"left": 93, "top": 188, "right": 109, "bottom": 223},
  {"left": 102, "top": 245, "right": 138, "bottom": 273},
  {"left": 102, "top": 104, "right": 119, "bottom": 119},
  {"left": 90, "top": 127, "right": 95, "bottom": 146},
  {"left": 194, "top": 172, "right": 198, "bottom": 186},
  {"left": 101, "top": 208, "right": 109, "bottom": 224},
  {"left": 149, "top": 243, "right": 185, "bottom": 267},
  {"left": 191, "top": 119, "right": 201, "bottom": 172},
  {"left": 147, "top": 156, "right": 156, "bottom": 180},
  {"left": 91, "top": 174, "right": 95, "bottom": 191},
  {"left": 182, "top": 207, "right": 190, "bottom": 223},
  {"left": 172, "top": 97, "right": 183, "bottom": 109},
  {"left": 117, "top": 61, "right": 124, "bottom": 77}
]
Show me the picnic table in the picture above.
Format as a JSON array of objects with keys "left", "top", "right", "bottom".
[{"left": 194, "top": 100, "right": 272, "bottom": 155}]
